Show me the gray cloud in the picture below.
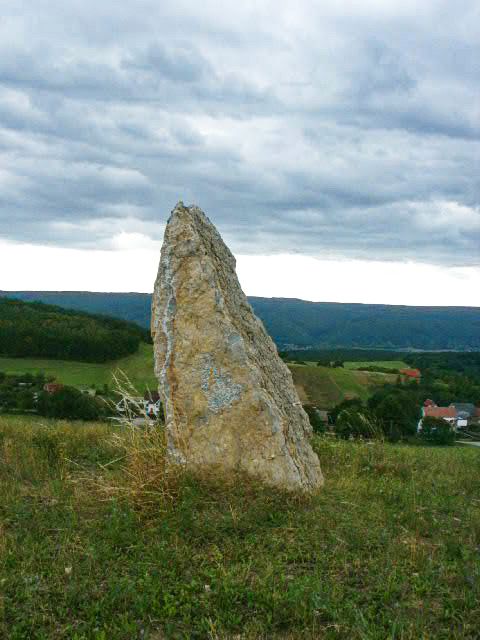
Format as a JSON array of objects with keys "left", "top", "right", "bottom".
[{"left": 0, "top": 0, "right": 479, "bottom": 266}]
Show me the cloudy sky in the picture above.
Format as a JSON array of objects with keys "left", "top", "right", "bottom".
[{"left": 1, "top": 0, "right": 479, "bottom": 305}]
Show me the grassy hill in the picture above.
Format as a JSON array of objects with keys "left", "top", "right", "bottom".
[
  {"left": 290, "top": 363, "right": 397, "bottom": 408},
  {"left": 2, "top": 291, "right": 479, "bottom": 351},
  {"left": 2, "top": 416, "right": 479, "bottom": 638},
  {"left": 0, "top": 343, "right": 157, "bottom": 392}
]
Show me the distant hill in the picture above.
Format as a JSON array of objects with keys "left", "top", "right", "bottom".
[
  {"left": 0, "top": 291, "right": 153, "bottom": 328},
  {"left": 0, "top": 297, "right": 150, "bottom": 363},
  {"left": 250, "top": 298, "right": 480, "bottom": 351},
  {"left": 1, "top": 291, "right": 479, "bottom": 351}
]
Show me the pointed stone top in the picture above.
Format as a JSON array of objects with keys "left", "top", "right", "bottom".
[
  {"left": 166, "top": 201, "right": 232, "bottom": 263},
  {"left": 170, "top": 201, "right": 206, "bottom": 222}
]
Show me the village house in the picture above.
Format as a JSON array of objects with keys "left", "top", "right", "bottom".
[
  {"left": 418, "top": 399, "right": 479, "bottom": 431},
  {"left": 399, "top": 368, "right": 421, "bottom": 382},
  {"left": 115, "top": 391, "right": 162, "bottom": 420}
]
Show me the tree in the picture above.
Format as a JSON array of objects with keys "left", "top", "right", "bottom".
[
  {"left": 17, "top": 389, "right": 36, "bottom": 412},
  {"left": 303, "top": 405, "right": 327, "bottom": 434},
  {"left": 335, "top": 409, "right": 379, "bottom": 440},
  {"left": 37, "top": 387, "right": 103, "bottom": 420},
  {"left": 331, "top": 398, "right": 364, "bottom": 424},
  {"left": 373, "top": 395, "right": 419, "bottom": 440},
  {"left": 419, "top": 416, "right": 455, "bottom": 445}
]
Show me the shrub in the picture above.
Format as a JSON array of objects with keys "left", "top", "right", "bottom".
[
  {"left": 334, "top": 409, "right": 381, "bottom": 440},
  {"left": 371, "top": 394, "right": 419, "bottom": 440},
  {"left": 331, "top": 398, "right": 364, "bottom": 424},
  {"left": 418, "top": 416, "right": 456, "bottom": 445},
  {"left": 37, "top": 387, "right": 104, "bottom": 421},
  {"left": 303, "top": 405, "right": 327, "bottom": 434}
]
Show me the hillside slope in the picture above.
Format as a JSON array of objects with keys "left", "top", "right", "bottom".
[
  {"left": 0, "top": 297, "right": 150, "bottom": 363},
  {"left": 290, "top": 363, "right": 396, "bottom": 408},
  {"left": 0, "top": 291, "right": 153, "bottom": 328},
  {"left": 0, "top": 343, "right": 157, "bottom": 390},
  {"left": 1, "top": 291, "right": 479, "bottom": 351}
]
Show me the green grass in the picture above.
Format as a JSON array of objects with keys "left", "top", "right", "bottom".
[
  {"left": 1, "top": 415, "right": 479, "bottom": 639},
  {"left": 290, "top": 364, "right": 396, "bottom": 408},
  {"left": 0, "top": 343, "right": 157, "bottom": 391},
  {"left": 344, "top": 361, "right": 408, "bottom": 371}
]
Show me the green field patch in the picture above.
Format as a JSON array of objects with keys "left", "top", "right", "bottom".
[
  {"left": 0, "top": 343, "right": 157, "bottom": 392},
  {"left": 289, "top": 364, "right": 396, "bottom": 408}
]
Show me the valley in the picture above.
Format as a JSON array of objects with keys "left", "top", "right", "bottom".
[{"left": 0, "top": 344, "right": 399, "bottom": 410}]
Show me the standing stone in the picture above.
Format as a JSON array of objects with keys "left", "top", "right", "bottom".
[{"left": 151, "top": 202, "right": 323, "bottom": 492}]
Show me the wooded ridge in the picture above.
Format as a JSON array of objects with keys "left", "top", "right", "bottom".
[
  {"left": 2, "top": 291, "right": 479, "bottom": 351},
  {"left": 0, "top": 297, "right": 150, "bottom": 362}
]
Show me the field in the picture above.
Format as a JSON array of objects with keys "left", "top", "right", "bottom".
[
  {"left": 290, "top": 364, "right": 396, "bottom": 408},
  {"left": 0, "top": 343, "right": 157, "bottom": 392},
  {"left": 0, "top": 348, "right": 393, "bottom": 408},
  {"left": 1, "top": 415, "right": 479, "bottom": 639}
]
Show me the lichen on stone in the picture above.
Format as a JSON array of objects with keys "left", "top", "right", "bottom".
[{"left": 200, "top": 354, "right": 244, "bottom": 413}]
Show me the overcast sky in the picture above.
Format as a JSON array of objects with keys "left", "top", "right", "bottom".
[{"left": 1, "top": 1, "right": 479, "bottom": 305}]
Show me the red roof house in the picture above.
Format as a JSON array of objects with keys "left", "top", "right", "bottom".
[
  {"left": 400, "top": 368, "right": 421, "bottom": 380},
  {"left": 423, "top": 405, "right": 457, "bottom": 419}
]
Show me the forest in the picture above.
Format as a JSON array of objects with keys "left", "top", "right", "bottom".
[
  {"left": 3, "top": 291, "right": 479, "bottom": 351},
  {"left": 0, "top": 297, "right": 150, "bottom": 363}
]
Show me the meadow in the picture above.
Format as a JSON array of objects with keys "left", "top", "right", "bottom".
[
  {"left": 0, "top": 343, "right": 157, "bottom": 391},
  {"left": 290, "top": 363, "right": 396, "bottom": 407},
  {"left": 1, "top": 415, "right": 479, "bottom": 639}
]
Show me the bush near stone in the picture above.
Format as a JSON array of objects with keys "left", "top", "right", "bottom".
[
  {"left": 37, "top": 386, "right": 105, "bottom": 421},
  {"left": 418, "top": 416, "right": 456, "bottom": 445}
]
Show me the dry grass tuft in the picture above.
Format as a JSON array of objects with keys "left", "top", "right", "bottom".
[
  {"left": 76, "top": 372, "right": 182, "bottom": 513},
  {"left": 100, "top": 422, "right": 181, "bottom": 512}
]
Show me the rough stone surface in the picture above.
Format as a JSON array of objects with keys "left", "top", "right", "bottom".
[{"left": 151, "top": 202, "right": 323, "bottom": 492}]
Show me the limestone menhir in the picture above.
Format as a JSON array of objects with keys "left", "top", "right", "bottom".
[{"left": 151, "top": 202, "right": 323, "bottom": 492}]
